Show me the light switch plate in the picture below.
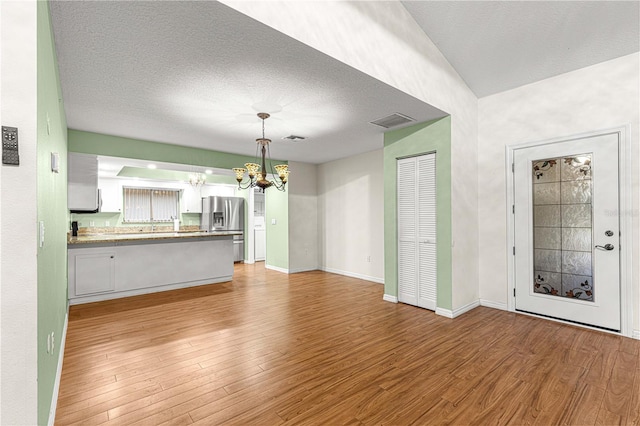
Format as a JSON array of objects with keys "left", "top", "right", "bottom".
[{"left": 51, "top": 152, "right": 59, "bottom": 173}]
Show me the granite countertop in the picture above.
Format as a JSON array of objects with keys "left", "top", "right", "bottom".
[{"left": 68, "top": 230, "right": 242, "bottom": 245}]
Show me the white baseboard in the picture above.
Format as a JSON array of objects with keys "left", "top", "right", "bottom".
[
  {"left": 480, "top": 299, "right": 509, "bottom": 311},
  {"left": 435, "top": 307, "right": 453, "bottom": 318},
  {"left": 265, "top": 264, "right": 289, "bottom": 274},
  {"left": 320, "top": 266, "right": 384, "bottom": 284},
  {"left": 288, "top": 267, "right": 318, "bottom": 274},
  {"left": 383, "top": 294, "right": 398, "bottom": 303},
  {"left": 453, "top": 300, "right": 480, "bottom": 318},
  {"left": 633, "top": 330, "right": 640, "bottom": 340},
  {"left": 435, "top": 300, "right": 480, "bottom": 319},
  {"left": 48, "top": 308, "right": 69, "bottom": 426}
]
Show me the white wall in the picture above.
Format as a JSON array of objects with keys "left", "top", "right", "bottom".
[
  {"left": 0, "top": 1, "right": 39, "bottom": 424},
  {"left": 478, "top": 53, "right": 640, "bottom": 331},
  {"left": 223, "top": 1, "right": 479, "bottom": 307},
  {"left": 288, "top": 161, "right": 319, "bottom": 273},
  {"left": 317, "top": 149, "right": 384, "bottom": 283}
]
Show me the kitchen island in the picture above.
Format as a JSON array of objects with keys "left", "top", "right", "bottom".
[{"left": 68, "top": 231, "right": 240, "bottom": 304}]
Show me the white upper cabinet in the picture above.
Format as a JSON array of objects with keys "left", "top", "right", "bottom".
[
  {"left": 99, "top": 178, "right": 123, "bottom": 212},
  {"left": 181, "top": 185, "right": 203, "bottom": 213},
  {"left": 68, "top": 153, "right": 99, "bottom": 212}
]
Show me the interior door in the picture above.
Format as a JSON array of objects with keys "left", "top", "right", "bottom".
[
  {"left": 397, "top": 153, "right": 437, "bottom": 310},
  {"left": 513, "top": 132, "right": 620, "bottom": 331}
]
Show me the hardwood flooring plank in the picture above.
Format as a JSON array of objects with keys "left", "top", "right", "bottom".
[{"left": 55, "top": 263, "right": 640, "bottom": 426}]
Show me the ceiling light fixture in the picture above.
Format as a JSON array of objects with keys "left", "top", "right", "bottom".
[
  {"left": 188, "top": 172, "right": 206, "bottom": 188},
  {"left": 233, "top": 112, "right": 289, "bottom": 192}
]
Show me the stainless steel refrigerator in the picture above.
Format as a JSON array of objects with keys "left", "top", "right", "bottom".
[{"left": 200, "top": 196, "right": 245, "bottom": 262}]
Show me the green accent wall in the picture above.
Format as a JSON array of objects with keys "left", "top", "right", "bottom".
[
  {"left": 266, "top": 187, "right": 290, "bottom": 270},
  {"left": 37, "top": 2, "right": 69, "bottom": 423},
  {"left": 68, "top": 129, "right": 286, "bottom": 168},
  {"left": 383, "top": 117, "right": 452, "bottom": 310}
]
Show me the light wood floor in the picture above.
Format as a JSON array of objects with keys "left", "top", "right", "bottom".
[{"left": 56, "top": 263, "right": 640, "bottom": 425}]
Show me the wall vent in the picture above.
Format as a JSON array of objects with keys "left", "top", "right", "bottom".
[
  {"left": 369, "top": 113, "right": 415, "bottom": 129},
  {"left": 282, "top": 135, "right": 306, "bottom": 141}
]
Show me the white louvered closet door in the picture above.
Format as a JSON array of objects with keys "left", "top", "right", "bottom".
[{"left": 397, "top": 153, "right": 437, "bottom": 310}]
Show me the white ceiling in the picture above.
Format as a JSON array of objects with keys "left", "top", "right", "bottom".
[
  {"left": 403, "top": 1, "right": 639, "bottom": 98},
  {"left": 50, "top": 1, "right": 639, "bottom": 166}
]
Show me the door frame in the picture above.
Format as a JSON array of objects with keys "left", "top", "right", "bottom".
[{"left": 505, "top": 125, "right": 632, "bottom": 337}]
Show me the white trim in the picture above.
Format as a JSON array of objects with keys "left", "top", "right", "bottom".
[
  {"left": 69, "top": 276, "right": 232, "bottom": 305},
  {"left": 289, "top": 267, "right": 318, "bottom": 274},
  {"left": 506, "top": 126, "right": 633, "bottom": 337},
  {"left": 383, "top": 294, "right": 398, "bottom": 303},
  {"left": 243, "top": 259, "right": 255, "bottom": 265},
  {"left": 265, "top": 264, "right": 289, "bottom": 274},
  {"left": 480, "top": 299, "right": 509, "bottom": 311},
  {"left": 435, "top": 307, "right": 453, "bottom": 318},
  {"left": 320, "top": 266, "right": 384, "bottom": 284},
  {"left": 48, "top": 309, "right": 69, "bottom": 426},
  {"left": 435, "top": 300, "right": 480, "bottom": 319},
  {"left": 633, "top": 330, "right": 640, "bottom": 340},
  {"left": 452, "top": 300, "right": 480, "bottom": 318}
]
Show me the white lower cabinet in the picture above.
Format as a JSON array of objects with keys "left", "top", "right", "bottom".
[
  {"left": 68, "top": 237, "right": 234, "bottom": 304},
  {"left": 73, "top": 252, "right": 116, "bottom": 296}
]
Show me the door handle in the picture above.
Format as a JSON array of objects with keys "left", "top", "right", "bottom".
[{"left": 595, "top": 244, "right": 615, "bottom": 251}]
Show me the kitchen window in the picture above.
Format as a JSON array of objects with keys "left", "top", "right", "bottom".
[{"left": 123, "top": 187, "right": 179, "bottom": 223}]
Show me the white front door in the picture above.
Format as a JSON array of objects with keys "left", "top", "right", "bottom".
[{"left": 513, "top": 132, "right": 620, "bottom": 331}]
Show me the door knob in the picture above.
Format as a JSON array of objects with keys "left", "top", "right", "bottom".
[{"left": 595, "top": 244, "right": 615, "bottom": 251}]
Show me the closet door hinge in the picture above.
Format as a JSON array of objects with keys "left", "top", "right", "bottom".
[
  {"left": 513, "top": 288, "right": 516, "bottom": 297},
  {"left": 512, "top": 205, "right": 515, "bottom": 214},
  {"left": 512, "top": 163, "right": 514, "bottom": 173},
  {"left": 513, "top": 246, "right": 515, "bottom": 255}
]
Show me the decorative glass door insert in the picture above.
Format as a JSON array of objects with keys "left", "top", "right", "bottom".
[
  {"left": 532, "top": 154, "right": 593, "bottom": 301},
  {"left": 514, "top": 132, "right": 620, "bottom": 331}
]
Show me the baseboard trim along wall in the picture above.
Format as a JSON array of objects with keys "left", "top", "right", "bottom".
[
  {"left": 265, "top": 264, "right": 289, "bottom": 274},
  {"left": 633, "top": 330, "right": 640, "bottom": 340},
  {"left": 320, "top": 267, "right": 384, "bottom": 284},
  {"left": 383, "top": 294, "right": 398, "bottom": 303},
  {"left": 435, "top": 300, "right": 481, "bottom": 319},
  {"left": 480, "top": 299, "right": 509, "bottom": 311},
  {"left": 288, "top": 267, "right": 318, "bottom": 274},
  {"left": 48, "top": 309, "right": 69, "bottom": 426}
]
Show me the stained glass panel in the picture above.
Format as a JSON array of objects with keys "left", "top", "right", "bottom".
[{"left": 532, "top": 154, "right": 594, "bottom": 302}]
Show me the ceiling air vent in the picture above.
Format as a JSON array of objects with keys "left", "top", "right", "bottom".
[
  {"left": 369, "top": 113, "right": 415, "bottom": 129},
  {"left": 282, "top": 135, "right": 306, "bottom": 141}
]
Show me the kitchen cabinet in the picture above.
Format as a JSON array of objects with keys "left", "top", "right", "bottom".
[
  {"left": 68, "top": 234, "right": 234, "bottom": 304},
  {"left": 72, "top": 252, "right": 116, "bottom": 296},
  {"left": 181, "top": 185, "right": 203, "bottom": 213},
  {"left": 99, "top": 178, "right": 123, "bottom": 212},
  {"left": 68, "top": 153, "right": 99, "bottom": 212}
]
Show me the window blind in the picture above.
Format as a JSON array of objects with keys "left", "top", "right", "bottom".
[{"left": 123, "top": 187, "right": 179, "bottom": 222}]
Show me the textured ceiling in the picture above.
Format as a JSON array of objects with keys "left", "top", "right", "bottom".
[
  {"left": 402, "top": 1, "right": 640, "bottom": 97},
  {"left": 49, "top": 1, "right": 445, "bottom": 165},
  {"left": 50, "top": 1, "right": 639, "bottom": 167}
]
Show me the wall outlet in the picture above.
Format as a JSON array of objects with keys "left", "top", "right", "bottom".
[
  {"left": 105, "top": 220, "right": 110, "bottom": 226},
  {"left": 89, "top": 221, "right": 95, "bottom": 227},
  {"left": 366, "top": 256, "right": 371, "bottom": 262},
  {"left": 271, "top": 218, "right": 277, "bottom": 225}
]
